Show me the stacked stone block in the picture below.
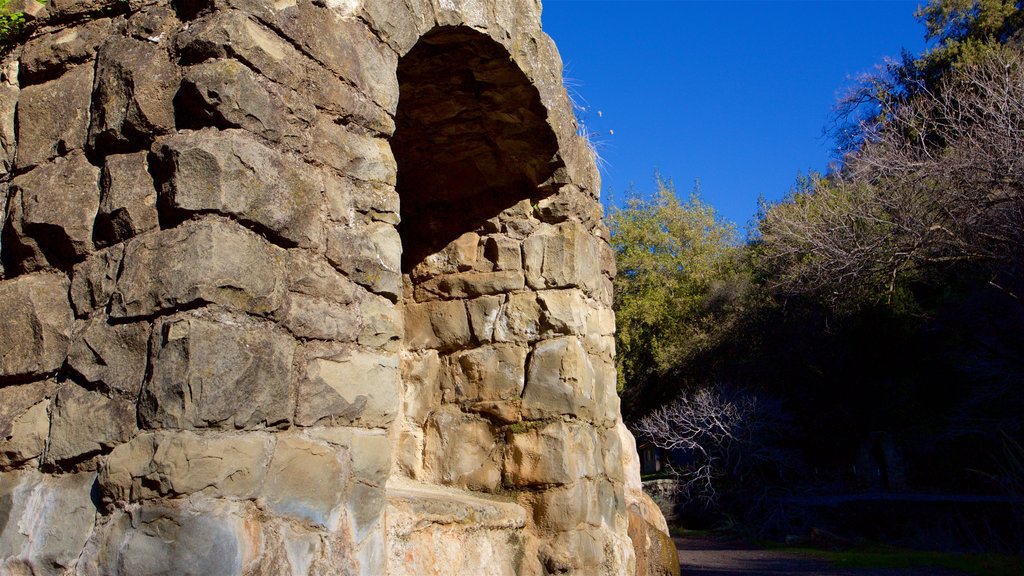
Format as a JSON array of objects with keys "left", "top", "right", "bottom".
[{"left": 0, "top": 0, "right": 670, "bottom": 574}]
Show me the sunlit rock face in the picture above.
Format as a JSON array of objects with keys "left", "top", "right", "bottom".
[{"left": 0, "top": 0, "right": 670, "bottom": 574}]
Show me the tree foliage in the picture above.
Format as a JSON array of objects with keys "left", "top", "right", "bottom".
[
  {"left": 761, "top": 3, "right": 1024, "bottom": 308},
  {"left": 608, "top": 177, "right": 750, "bottom": 394}
]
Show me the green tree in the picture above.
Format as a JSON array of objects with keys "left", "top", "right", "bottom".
[{"left": 609, "top": 177, "right": 750, "bottom": 396}]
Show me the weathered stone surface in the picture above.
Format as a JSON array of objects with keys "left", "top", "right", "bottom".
[
  {"left": 629, "top": 507, "right": 681, "bottom": 576},
  {"left": 445, "top": 344, "right": 526, "bottom": 422},
  {"left": 386, "top": 478, "right": 527, "bottom": 576},
  {"left": 67, "top": 317, "right": 150, "bottom": 397},
  {"left": 177, "top": 10, "right": 394, "bottom": 135},
  {"left": 111, "top": 218, "right": 287, "bottom": 319},
  {"left": 0, "top": 470, "right": 98, "bottom": 575},
  {"left": 15, "top": 63, "right": 93, "bottom": 169},
  {"left": 484, "top": 235, "right": 522, "bottom": 271},
  {"left": 141, "top": 314, "right": 296, "bottom": 430},
  {"left": 46, "top": 383, "right": 137, "bottom": 465},
  {"left": 89, "top": 35, "right": 178, "bottom": 153},
  {"left": 538, "top": 289, "right": 587, "bottom": 336},
  {"left": 403, "top": 299, "right": 472, "bottom": 351},
  {"left": 262, "top": 435, "right": 349, "bottom": 529},
  {"left": 522, "top": 336, "right": 596, "bottom": 420},
  {"left": 311, "top": 120, "right": 398, "bottom": 184},
  {"left": 424, "top": 408, "right": 501, "bottom": 490},
  {"left": 400, "top": 350, "right": 442, "bottom": 426},
  {"left": 533, "top": 480, "right": 606, "bottom": 532},
  {"left": 357, "top": 291, "right": 403, "bottom": 350},
  {"left": 0, "top": 380, "right": 55, "bottom": 466},
  {"left": 69, "top": 244, "right": 124, "bottom": 317},
  {"left": 504, "top": 421, "right": 600, "bottom": 487},
  {"left": 155, "top": 129, "right": 324, "bottom": 249},
  {"left": 19, "top": 17, "right": 116, "bottom": 83},
  {"left": 0, "top": 272, "right": 73, "bottom": 379},
  {"left": 295, "top": 344, "right": 400, "bottom": 428},
  {"left": 96, "top": 151, "right": 159, "bottom": 246},
  {"left": 101, "top": 431, "right": 272, "bottom": 503},
  {"left": 10, "top": 151, "right": 100, "bottom": 267},
  {"left": 94, "top": 503, "right": 253, "bottom": 576},
  {"left": 467, "top": 294, "right": 503, "bottom": 343},
  {"left": 0, "top": 61, "right": 17, "bottom": 175}
]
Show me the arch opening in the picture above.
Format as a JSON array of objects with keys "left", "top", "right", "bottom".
[{"left": 393, "top": 26, "right": 562, "bottom": 274}]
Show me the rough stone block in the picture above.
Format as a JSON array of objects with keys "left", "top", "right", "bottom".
[
  {"left": 484, "top": 235, "right": 522, "bottom": 271},
  {"left": 295, "top": 344, "right": 400, "bottom": 428},
  {"left": 45, "top": 383, "right": 137, "bottom": 465},
  {"left": 538, "top": 289, "right": 587, "bottom": 336},
  {"left": 523, "top": 221, "right": 602, "bottom": 293},
  {"left": 356, "top": 291, "right": 403, "bottom": 350},
  {"left": 141, "top": 314, "right": 296, "bottom": 430},
  {"left": 413, "top": 270, "right": 525, "bottom": 301},
  {"left": 69, "top": 244, "right": 124, "bottom": 317},
  {"left": 19, "top": 17, "right": 115, "bottom": 83},
  {"left": 411, "top": 232, "right": 481, "bottom": 280},
  {"left": 177, "top": 58, "right": 317, "bottom": 145},
  {"left": 89, "top": 34, "right": 178, "bottom": 153},
  {"left": 0, "top": 272, "right": 73, "bottom": 380},
  {"left": 101, "top": 431, "right": 272, "bottom": 503},
  {"left": 0, "top": 380, "right": 55, "bottom": 466},
  {"left": 262, "top": 435, "right": 349, "bottom": 529},
  {"left": 96, "top": 151, "right": 159, "bottom": 246},
  {"left": 493, "top": 291, "right": 541, "bottom": 343},
  {"left": 15, "top": 63, "right": 93, "bottom": 168},
  {"left": 522, "top": 336, "right": 596, "bottom": 420},
  {"left": 403, "top": 300, "right": 471, "bottom": 351},
  {"left": 466, "top": 294, "right": 503, "bottom": 343},
  {"left": 249, "top": 3, "right": 398, "bottom": 113},
  {"left": 155, "top": 129, "right": 324, "bottom": 249},
  {"left": 280, "top": 293, "right": 361, "bottom": 342},
  {"left": 10, "top": 151, "right": 100, "bottom": 267},
  {"left": 177, "top": 10, "right": 394, "bottom": 135},
  {"left": 424, "top": 409, "right": 501, "bottom": 491},
  {"left": 0, "top": 470, "right": 98, "bottom": 575},
  {"left": 311, "top": 120, "right": 397, "bottom": 184},
  {"left": 67, "top": 317, "right": 150, "bottom": 398},
  {"left": 326, "top": 221, "right": 401, "bottom": 300},
  {"left": 504, "top": 421, "right": 599, "bottom": 487},
  {"left": 110, "top": 218, "right": 287, "bottom": 319},
  {"left": 445, "top": 344, "right": 526, "bottom": 420},
  {"left": 533, "top": 480, "right": 603, "bottom": 532}
]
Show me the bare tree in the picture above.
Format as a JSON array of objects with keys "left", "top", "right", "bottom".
[
  {"left": 760, "top": 47, "right": 1024, "bottom": 304},
  {"left": 633, "top": 387, "right": 756, "bottom": 505}
]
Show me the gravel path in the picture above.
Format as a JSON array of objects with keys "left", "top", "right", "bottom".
[{"left": 674, "top": 537, "right": 970, "bottom": 576}]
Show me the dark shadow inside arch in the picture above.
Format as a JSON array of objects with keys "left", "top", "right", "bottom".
[{"left": 392, "top": 26, "right": 562, "bottom": 274}]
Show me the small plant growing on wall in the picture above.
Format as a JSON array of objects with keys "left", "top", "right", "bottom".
[{"left": 0, "top": 0, "right": 45, "bottom": 49}]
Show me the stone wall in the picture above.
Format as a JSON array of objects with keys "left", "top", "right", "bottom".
[{"left": 0, "top": 0, "right": 671, "bottom": 574}]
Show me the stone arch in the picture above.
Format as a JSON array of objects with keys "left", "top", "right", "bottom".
[{"left": 392, "top": 25, "right": 562, "bottom": 273}]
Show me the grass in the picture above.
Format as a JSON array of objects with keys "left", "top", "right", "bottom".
[{"left": 788, "top": 546, "right": 1024, "bottom": 576}]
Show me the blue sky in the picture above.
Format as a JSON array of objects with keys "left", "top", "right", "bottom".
[{"left": 541, "top": 1, "right": 930, "bottom": 229}]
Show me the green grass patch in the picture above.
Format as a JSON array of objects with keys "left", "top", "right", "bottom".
[{"left": 789, "top": 547, "right": 1024, "bottom": 576}]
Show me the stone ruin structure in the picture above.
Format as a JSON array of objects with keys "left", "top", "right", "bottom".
[{"left": 0, "top": 0, "right": 675, "bottom": 573}]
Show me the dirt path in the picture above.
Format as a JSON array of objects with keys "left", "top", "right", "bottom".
[{"left": 674, "top": 537, "right": 970, "bottom": 576}]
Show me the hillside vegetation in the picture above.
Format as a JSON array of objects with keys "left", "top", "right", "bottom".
[{"left": 616, "top": 0, "right": 1024, "bottom": 551}]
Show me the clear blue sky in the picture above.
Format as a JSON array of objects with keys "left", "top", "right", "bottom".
[{"left": 541, "top": 1, "right": 929, "bottom": 229}]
